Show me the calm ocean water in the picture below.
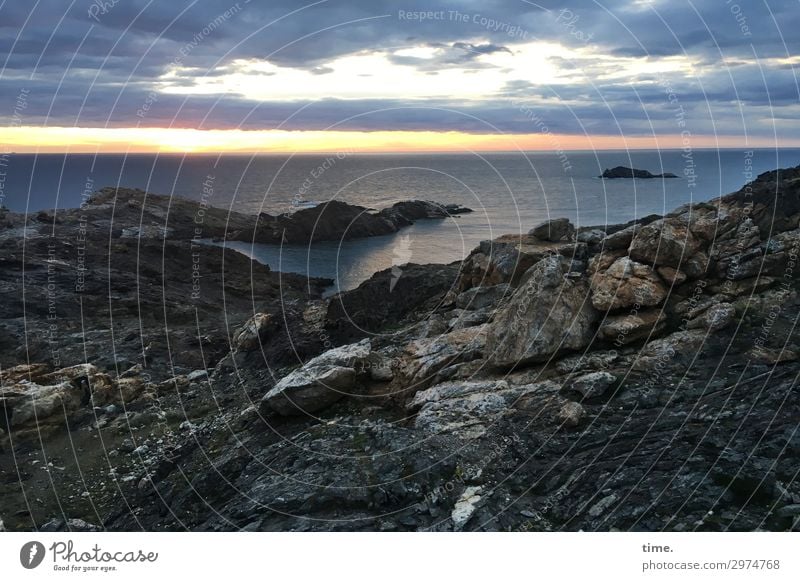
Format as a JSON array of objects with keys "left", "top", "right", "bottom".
[{"left": 3, "top": 149, "right": 798, "bottom": 292}]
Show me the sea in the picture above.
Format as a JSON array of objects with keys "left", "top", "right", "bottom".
[{"left": 2, "top": 149, "right": 797, "bottom": 293}]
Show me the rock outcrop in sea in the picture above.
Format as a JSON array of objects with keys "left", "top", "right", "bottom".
[
  {"left": 2, "top": 166, "right": 800, "bottom": 532},
  {"left": 600, "top": 166, "right": 678, "bottom": 178}
]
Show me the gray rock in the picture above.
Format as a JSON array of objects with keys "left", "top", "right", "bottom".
[
  {"left": 603, "top": 224, "right": 640, "bottom": 250},
  {"left": 598, "top": 309, "right": 667, "bottom": 345},
  {"left": 529, "top": 218, "right": 575, "bottom": 242},
  {"left": 455, "top": 283, "right": 511, "bottom": 311},
  {"left": 558, "top": 401, "right": 586, "bottom": 427},
  {"left": 590, "top": 257, "right": 668, "bottom": 311},
  {"left": 577, "top": 228, "right": 606, "bottom": 244},
  {"left": 187, "top": 369, "right": 208, "bottom": 382},
  {"left": 400, "top": 325, "right": 488, "bottom": 384},
  {"left": 232, "top": 312, "right": 273, "bottom": 352},
  {"left": 487, "top": 256, "right": 598, "bottom": 367},
  {"left": 687, "top": 302, "right": 735, "bottom": 332},
  {"left": 448, "top": 309, "right": 491, "bottom": 330},
  {"left": 452, "top": 486, "right": 483, "bottom": 531},
  {"left": 263, "top": 339, "right": 371, "bottom": 415},
  {"left": 555, "top": 350, "right": 619, "bottom": 374},
  {"left": 629, "top": 218, "right": 703, "bottom": 268},
  {"left": 569, "top": 371, "right": 616, "bottom": 398}
]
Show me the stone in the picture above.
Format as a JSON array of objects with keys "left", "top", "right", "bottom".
[
  {"left": 629, "top": 218, "right": 703, "bottom": 268},
  {"left": 555, "top": 350, "right": 619, "bottom": 374},
  {"left": 558, "top": 401, "right": 585, "bottom": 427},
  {"left": 657, "top": 266, "right": 687, "bottom": 285},
  {"left": 400, "top": 325, "right": 488, "bottom": 385},
  {"left": 267, "top": 367, "right": 355, "bottom": 416},
  {"left": 232, "top": 312, "right": 273, "bottom": 351},
  {"left": 187, "top": 369, "right": 208, "bottom": 382},
  {"left": 632, "top": 330, "right": 707, "bottom": 372},
  {"left": 409, "top": 379, "right": 558, "bottom": 438},
  {"left": 262, "top": 339, "right": 371, "bottom": 415},
  {"left": 687, "top": 302, "right": 735, "bottom": 332},
  {"left": 598, "top": 309, "right": 667, "bottom": 345},
  {"left": 568, "top": 371, "right": 616, "bottom": 398},
  {"left": 448, "top": 309, "right": 491, "bottom": 330},
  {"left": 486, "top": 256, "right": 598, "bottom": 368},
  {"left": 455, "top": 284, "right": 511, "bottom": 311},
  {"left": 367, "top": 354, "right": 394, "bottom": 382},
  {"left": 529, "top": 218, "right": 575, "bottom": 242},
  {"left": 588, "top": 494, "right": 619, "bottom": 517},
  {"left": 452, "top": 486, "right": 483, "bottom": 531},
  {"left": 590, "top": 257, "right": 668, "bottom": 311},
  {"left": 603, "top": 224, "right": 639, "bottom": 250},
  {"left": 577, "top": 229, "right": 606, "bottom": 244}
]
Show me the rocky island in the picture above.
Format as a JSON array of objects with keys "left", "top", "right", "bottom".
[
  {"left": 2, "top": 166, "right": 800, "bottom": 532},
  {"left": 600, "top": 166, "right": 679, "bottom": 179}
]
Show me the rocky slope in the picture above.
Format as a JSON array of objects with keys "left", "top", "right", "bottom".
[{"left": 2, "top": 167, "right": 800, "bottom": 532}]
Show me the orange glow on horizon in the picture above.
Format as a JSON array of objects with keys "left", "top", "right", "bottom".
[{"left": 0, "top": 126, "right": 792, "bottom": 154}]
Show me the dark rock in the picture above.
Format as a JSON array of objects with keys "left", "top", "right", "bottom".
[
  {"left": 600, "top": 166, "right": 678, "bottom": 179},
  {"left": 529, "top": 218, "right": 575, "bottom": 242}
]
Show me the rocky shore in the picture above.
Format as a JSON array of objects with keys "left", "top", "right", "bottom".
[{"left": 2, "top": 166, "right": 800, "bottom": 532}]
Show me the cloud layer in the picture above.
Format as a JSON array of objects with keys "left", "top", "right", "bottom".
[{"left": 0, "top": 0, "right": 798, "bottom": 143}]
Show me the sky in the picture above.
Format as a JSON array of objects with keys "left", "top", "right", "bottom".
[{"left": 0, "top": 0, "right": 798, "bottom": 153}]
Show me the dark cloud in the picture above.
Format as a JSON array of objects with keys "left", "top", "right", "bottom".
[{"left": 0, "top": 0, "right": 797, "bottom": 141}]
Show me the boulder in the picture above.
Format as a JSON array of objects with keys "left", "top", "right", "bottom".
[
  {"left": 555, "top": 350, "right": 619, "bottom": 374},
  {"left": 486, "top": 256, "right": 598, "bottom": 368},
  {"left": 455, "top": 284, "right": 511, "bottom": 311},
  {"left": 448, "top": 309, "right": 491, "bottom": 331},
  {"left": 262, "top": 339, "right": 371, "bottom": 415},
  {"left": 399, "top": 325, "right": 488, "bottom": 387},
  {"left": 325, "top": 262, "right": 460, "bottom": 343},
  {"left": 598, "top": 309, "right": 667, "bottom": 345},
  {"left": 409, "top": 379, "right": 559, "bottom": 438},
  {"left": 687, "top": 302, "right": 735, "bottom": 332},
  {"left": 657, "top": 266, "right": 687, "bottom": 285},
  {"left": 603, "top": 224, "right": 640, "bottom": 250},
  {"left": 590, "top": 257, "right": 668, "bottom": 311},
  {"left": 558, "top": 401, "right": 586, "bottom": 427},
  {"left": 529, "top": 218, "right": 575, "bottom": 242},
  {"left": 632, "top": 330, "right": 707, "bottom": 372},
  {"left": 452, "top": 486, "right": 483, "bottom": 531},
  {"left": 628, "top": 218, "right": 703, "bottom": 268},
  {"left": 577, "top": 228, "right": 606, "bottom": 244},
  {"left": 568, "top": 371, "right": 616, "bottom": 398},
  {"left": 232, "top": 312, "right": 273, "bottom": 351}
]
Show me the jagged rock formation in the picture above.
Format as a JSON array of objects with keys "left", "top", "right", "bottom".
[{"left": 3, "top": 167, "right": 800, "bottom": 533}]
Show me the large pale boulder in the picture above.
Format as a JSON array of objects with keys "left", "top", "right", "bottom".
[
  {"left": 262, "top": 339, "right": 370, "bottom": 415},
  {"left": 486, "top": 256, "right": 598, "bottom": 368},
  {"left": 590, "top": 257, "right": 668, "bottom": 311}
]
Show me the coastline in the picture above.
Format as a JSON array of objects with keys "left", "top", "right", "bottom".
[{"left": 2, "top": 165, "right": 800, "bottom": 532}]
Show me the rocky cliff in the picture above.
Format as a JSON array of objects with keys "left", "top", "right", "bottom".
[{"left": 2, "top": 167, "right": 800, "bottom": 532}]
